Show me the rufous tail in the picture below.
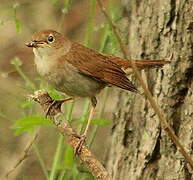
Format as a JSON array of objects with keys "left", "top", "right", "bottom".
[{"left": 106, "top": 55, "right": 170, "bottom": 70}]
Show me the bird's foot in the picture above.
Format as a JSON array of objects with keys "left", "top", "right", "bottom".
[
  {"left": 45, "top": 100, "right": 57, "bottom": 117},
  {"left": 45, "top": 98, "right": 73, "bottom": 117},
  {"left": 74, "top": 134, "right": 86, "bottom": 155}
]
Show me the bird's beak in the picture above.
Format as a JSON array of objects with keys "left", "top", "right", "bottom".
[{"left": 25, "top": 40, "right": 45, "bottom": 48}]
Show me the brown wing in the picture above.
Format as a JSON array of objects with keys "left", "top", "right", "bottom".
[{"left": 63, "top": 43, "right": 138, "bottom": 93}]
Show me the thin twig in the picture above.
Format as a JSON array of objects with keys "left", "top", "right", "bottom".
[
  {"left": 30, "top": 90, "right": 112, "bottom": 180},
  {"left": 97, "top": 0, "right": 193, "bottom": 170},
  {"left": 3, "top": 132, "right": 38, "bottom": 179}
]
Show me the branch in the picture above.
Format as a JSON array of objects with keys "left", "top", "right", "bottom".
[
  {"left": 97, "top": 0, "right": 193, "bottom": 170},
  {"left": 30, "top": 90, "right": 112, "bottom": 180}
]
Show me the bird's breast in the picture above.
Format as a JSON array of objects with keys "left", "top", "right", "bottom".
[{"left": 46, "top": 62, "right": 106, "bottom": 98}]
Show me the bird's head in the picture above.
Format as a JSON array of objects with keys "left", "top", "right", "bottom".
[{"left": 26, "top": 29, "right": 71, "bottom": 57}]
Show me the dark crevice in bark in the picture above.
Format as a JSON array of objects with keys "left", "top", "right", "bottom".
[
  {"left": 122, "top": 97, "right": 136, "bottom": 147},
  {"left": 122, "top": 122, "right": 134, "bottom": 147},
  {"left": 184, "top": 164, "right": 192, "bottom": 180},
  {"left": 171, "top": 60, "right": 193, "bottom": 135},
  {"left": 169, "top": 87, "right": 187, "bottom": 137},
  {"left": 184, "top": 67, "right": 193, "bottom": 87},
  {"left": 166, "top": 0, "right": 176, "bottom": 27},
  {"left": 140, "top": 131, "right": 161, "bottom": 179},
  {"left": 111, "top": 92, "right": 123, "bottom": 131},
  {"left": 145, "top": 131, "right": 161, "bottom": 164},
  {"left": 187, "top": 22, "right": 193, "bottom": 31}
]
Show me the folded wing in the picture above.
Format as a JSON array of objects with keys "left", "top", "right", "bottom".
[{"left": 63, "top": 43, "right": 138, "bottom": 93}]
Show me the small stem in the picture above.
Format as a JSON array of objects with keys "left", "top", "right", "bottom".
[
  {"left": 78, "top": 99, "right": 90, "bottom": 134},
  {"left": 58, "top": 170, "right": 65, "bottom": 180},
  {"left": 66, "top": 100, "right": 75, "bottom": 122},
  {"left": 14, "top": 64, "right": 36, "bottom": 90},
  {"left": 63, "top": 0, "right": 71, "bottom": 11},
  {"left": 84, "top": 0, "right": 96, "bottom": 47},
  {"left": 49, "top": 134, "right": 64, "bottom": 180},
  {"left": 88, "top": 88, "right": 109, "bottom": 148},
  {"left": 99, "top": 24, "right": 109, "bottom": 52},
  {"left": 33, "top": 144, "right": 49, "bottom": 180}
]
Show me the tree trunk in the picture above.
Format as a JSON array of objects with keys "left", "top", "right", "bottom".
[{"left": 105, "top": 0, "right": 193, "bottom": 179}]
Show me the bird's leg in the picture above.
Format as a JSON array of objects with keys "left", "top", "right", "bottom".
[
  {"left": 45, "top": 97, "right": 73, "bottom": 117},
  {"left": 74, "top": 97, "right": 97, "bottom": 154}
]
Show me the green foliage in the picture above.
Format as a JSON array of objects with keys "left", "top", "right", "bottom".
[
  {"left": 71, "top": 166, "right": 80, "bottom": 180},
  {"left": 12, "top": 2, "right": 22, "bottom": 34},
  {"left": 46, "top": 86, "right": 64, "bottom": 100},
  {"left": 51, "top": 0, "right": 59, "bottom": 3},
  {"left": 0, "top": 20, "right": 4, "bottom": 25},
  {"left": 14, "top": 18, "right": 22, "bottom": 34},
  {"left": 50, "top": 0, "right": 71, "bottom": 14},
  {"left": 62, "top": 0, "right": 71, "bottom": 14},
  {"left": 13, "top": 115, "right": 53, "bottom": 135},
  {"left": 20, "top": 100, "right": 33, "bottom": 109},
  {"left": 63, "top": 145, "right": 74, "bottom": 168},
  {"left": 91, "top": 118, "right": 111, "bottom": 126},
  {"left": 84, "top": 0, "right": 96, "bottom": 47},
  {"left": 11, "top": 57, "right": 23, "bottom": 66},
  {"left": 0, "top": 109, "right": 6, "bottom": 118},
  {"left": 11, "top": 57, "right": 36, "bottom": 90}
]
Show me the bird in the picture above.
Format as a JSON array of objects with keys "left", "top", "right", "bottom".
[{"left": 26, "top": 29, "right": 169, "bottom": 153}]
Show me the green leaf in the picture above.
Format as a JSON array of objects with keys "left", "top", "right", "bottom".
[
  {"left": 64, "top": 145, "right": 74, "bottom": 168},
  {"left": 62, "top": 0, "right": 71, "bottom": 14},
  {"left": 14, "top": 18, "right": 22, "bottom": 34},
  {"left": 11, "top": 57, "right": 22, "bottom": 66},
  {"left": 46, "top": 86, "right": 63, "bottom": 100},
  {"left": 13, "top": 115, "right": 53, "bottom": 135},
  {"left": 0, "top": 20, "right": 4, "bottom": 25},
  {"left": 50, "top": 0, "right": 60, "bottom": 3},
  {"left": 20, "top": 100, "right": 33, "bottom": 108},
  {"left": 61, "top": 173, "right": 68, "bottom": 180},
  {"left": 72, "top": 166, "right": 79, "bottom": 180},
  {"left": 0, "top": 110, "right": 6, "bottom": 118},
  {"left": 62, "top": 7, "right": 68, "bottom": 14},
  {"left": 91, "top": 118, "right": 111, "bottom": 126}
]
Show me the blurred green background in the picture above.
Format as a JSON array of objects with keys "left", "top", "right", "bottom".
[{"left": 0, "top": 0, "right": 123, "bottom": 179}]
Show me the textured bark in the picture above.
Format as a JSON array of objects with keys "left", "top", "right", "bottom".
[{"left": 105, "top": 0, "right": 193, "bottom": 180}]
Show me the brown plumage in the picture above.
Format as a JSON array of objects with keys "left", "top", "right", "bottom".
[
  {"left": 62, "top": 42, "right": 138, "bottom": 92},
  {"left": 26, "top": 29, "right": 169, "bottom": 99},
  {"left": 107, "top": 56, "right": 169, "bottom": 70}
]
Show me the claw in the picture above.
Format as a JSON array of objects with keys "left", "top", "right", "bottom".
[
  {"left": 45, "top": 98, "right": 73, "bottom": 117},
  {"left": 74, "top": 135, "right": 86, "bottom": 155},
  {"left": 45, "top": 100, "right": 57, "bottom": 117}
]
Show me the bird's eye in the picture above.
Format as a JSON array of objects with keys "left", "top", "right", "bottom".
[{"left": 47, "top": 35, "right": 54, "bottom": 43}]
